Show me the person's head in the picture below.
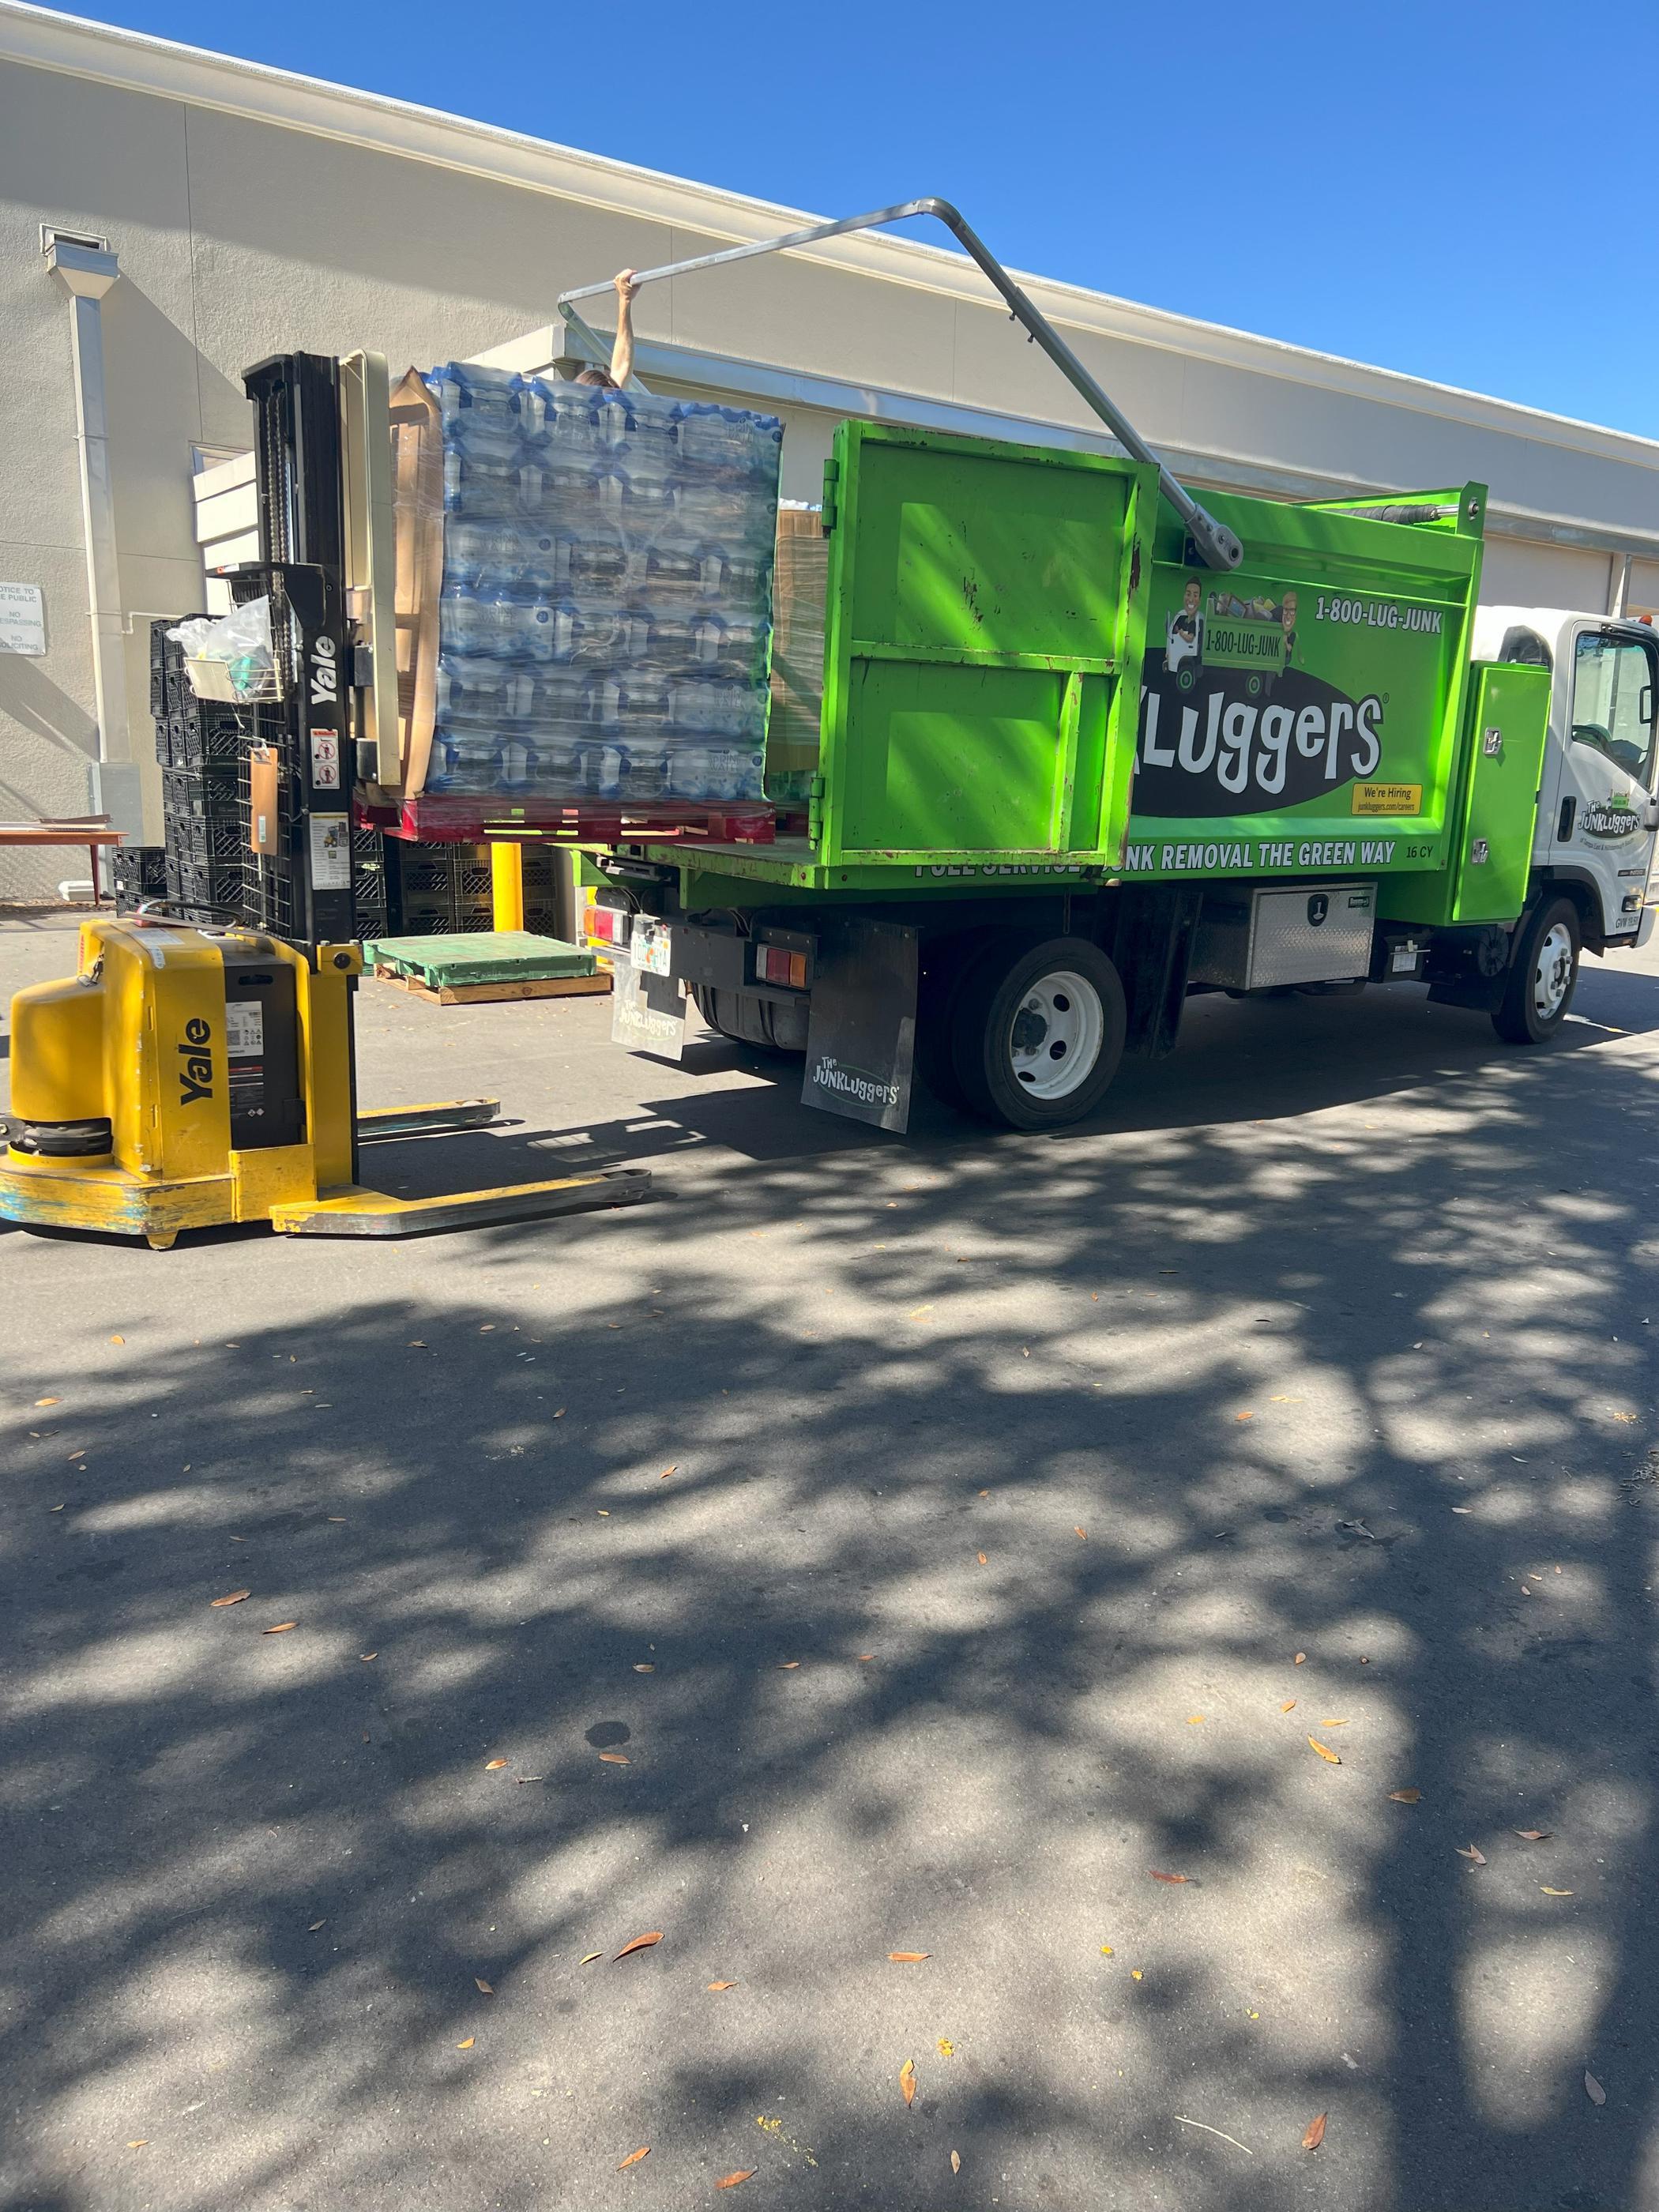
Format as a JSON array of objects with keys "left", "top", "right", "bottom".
[
  {"left": 1281, "top": 590, "right": 1297, "bottom": 625},
  {"left": 1182, "top": 578, "right": 1202, "bottom": 612},
  {"left": 574, "top": 366, "right": 616, "bottom": 389}
]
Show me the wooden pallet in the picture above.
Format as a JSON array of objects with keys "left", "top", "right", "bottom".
[{"left": 374, "top": 965, "right": 613, "bottom": 1007}]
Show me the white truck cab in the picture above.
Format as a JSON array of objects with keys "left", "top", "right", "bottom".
[{"left": 1475, "top": 605, "right": 1659, "bottom": 952}]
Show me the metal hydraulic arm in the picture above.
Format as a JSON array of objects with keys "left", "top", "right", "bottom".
[{"left": 557, "top": 195, "right": 1244, "bottom": 573}]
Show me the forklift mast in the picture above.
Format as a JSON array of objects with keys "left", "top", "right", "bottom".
[{"left": 228, "top": 353, "right": 358, "bottom": 957}]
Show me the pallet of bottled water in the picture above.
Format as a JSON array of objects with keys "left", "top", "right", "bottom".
[{"left": 424, "top": 362, "right": 783, "bottom": 813}]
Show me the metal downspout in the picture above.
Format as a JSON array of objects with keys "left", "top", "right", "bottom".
[{"left": 46, "top": 237, "right": 143, "bottom": 865}]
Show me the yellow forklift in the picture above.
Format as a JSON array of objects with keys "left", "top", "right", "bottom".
[{"left": 0, "top": 352, "right": 648, "bottom": 1248}]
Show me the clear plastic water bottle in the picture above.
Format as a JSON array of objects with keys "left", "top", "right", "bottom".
[
  {"left": 519, "top": 377, "right": 602, "bottom": 457},
  {"left": 427, "top": 363, "right": 520, "bottom": 438},
  {"left": 581, "top": 742, "right": 623, "bottom": 799},
  {"left": 442, "top": 439, "right": 522, "bottom": 517},
  {"left": 427, "top": 728, "right": 503, "bottom": 794},
  {"left": 436, "top": 653, "right": 521, "bottom": 726},
  {"left": 521, "top": 664, "right": 589, "bottom": 730},
  {"left": 440, "top": 590, "right": 556, "bottom": 663},
  {"left": 444, "top": 519, "right": 534, "bottom": 596},
  {"left": 531, "top": 733, "right": 583, "bottom": 790},
  {"left": 551, "top": 529, "right": 636, "bottom": 603},
  {"left": 671, "top": 675, "right": 757, "bottom": 738}
]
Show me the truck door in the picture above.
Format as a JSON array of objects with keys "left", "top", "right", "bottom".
[{"left": 1542, "top": 623, "right": 1659, "bottom": 941}]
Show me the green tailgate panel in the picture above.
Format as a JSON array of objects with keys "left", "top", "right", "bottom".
[
  {"left": 1451, "top": 662, "right": 1551, "bottom": 923},
  {"left": 820, "top": 424, "right": 1154, "bottom": 865}
]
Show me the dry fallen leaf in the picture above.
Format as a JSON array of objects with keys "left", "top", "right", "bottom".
[
  {"left": 900, "top": 2058, "right": 916, "bottom": 2108},
  {"left": 1388, "top": 1788, "right": 1421, "bottom": 1804},
  {"left": 1281, "top": 1700, "right": 1296, "bottom": 1712},
  {"left": 1130, "top": 1969, "right": 1143, "bottom": 1981},
  {"left": 634, "top": 1663, "right": 655, "bottom": 1672},
  {"left": 35, "top": 1398, "right": 60, "bottom": 1406},
  {"left": 1075, "top": 1526, "right": 1087, "bottom": 1540},
  {"left": 308, "top": 1919, "right": 326, "bottom": 1932},
  {"left": 457, "top": 2037, "right": 475, "bottom": 2049},
  {"left": 579, "top": 1952, "right": 603, "bottom": 1966},
  {"left": 1149, "top": 1870, "right": 1191, "bottom": 1884},
  {"left": 1308, "top": 1737, "right": 1341, "bottom": 1765},
  {"left": 937, "top": 2037, "right": 954, "bottom": 2056},
  {"left": 889, "top": 1951, "right": 929, "bottom": 1963},
  {"left": 1585, "top": 2071, "right": 1606, "bottom": 2106},
  {"left": 1302, "top": 2112, "right": 1327, "bottom": 2151},
  {"left": 1515, "top": 1830, "right": 1551, "bottom": 1841},
  {"left": 599, "top": 1751, "right": 630, "bottom": 1765},
  {"left": 109, "top": 1334, "right": 125, "bottom": 1344},
  {"left": 1457, "top": 1845, "right": 1487, "bottom": 1864},
  {"left": 360, "top": 1653, "right": 378, "bottom": 1662},
  {"left": 127, "top": 2139, "right": 148, "bottom": 2149},
  {"left": 211, "top": 1589, "right": 250, "bottom": 1608},
  {"left": 1236, "top": 1410, "right": 1254, "bottom": 1422},
  {"left": 1540, "top": 1887, "right": 1574, "bottom": 1897},
  {"left": 976, "top": 1552, "right": 988, "bottom": 1567},
  {"left": 553, "top": 1407, "right": 566, "bottom": 1418},
  {"left": 706, "top": 1981, "right": 737, "bottom": 1991},
  {"left": 475, "top": 1977, "right": 494, "bottom": 1995},
  {"left": 951, "top": 2150, "right": 961, "bottom": 2173},
  {"left": 1319, "top": 1719, "right": 1348, "bottom": 1728},
  {"left": 485, "top": 1759, "right": 507, "bottom": 1770},
  {"left": 618, "top": 2146, "right": 650, "bottom": 2169},
  {"left": 716, "top": 2174, "right": 755, "bottom": 2191},
  {"left": 857, "top": 1653, "right": 874, "bottom": 1662},
  {"left": 1294, "top": 1652, "right": 1306, "bottom": 1665},
  {"left": 263, "top": 1623, "right": 297, "bottom": 1635},
  {"left": 614, "top": 1932, "right": 664, "bottom": 1961},
  {"left": 659, "top": 1465, "right": 677, "bottom": 1479},
  {"left": 776, "top": 1661, "right": 799, "bottom": 1670}
]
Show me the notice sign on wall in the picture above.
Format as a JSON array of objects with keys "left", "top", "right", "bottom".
[{"left": 0, "top": 583, "right": 45, "bottom": 656}]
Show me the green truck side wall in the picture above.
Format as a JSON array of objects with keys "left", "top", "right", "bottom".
[
  {"left": 818, "top": 423, "right": 1157, "bottom": 868},
  {"left": 630, "top": 425, "right": 1550, "bottom": 920}
]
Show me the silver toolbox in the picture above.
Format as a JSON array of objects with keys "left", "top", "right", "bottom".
[{"left": 1191, "top": 882, "right": 1377, "bottom": 990}]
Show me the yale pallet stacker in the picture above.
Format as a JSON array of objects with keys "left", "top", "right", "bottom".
[{"left": 0, "top": 353, "right": 649, "bottom": 1247}]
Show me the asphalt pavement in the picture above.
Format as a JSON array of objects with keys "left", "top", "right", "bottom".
[{"left": 2, "top": 906, "right": 1657, "bottom": 2212}]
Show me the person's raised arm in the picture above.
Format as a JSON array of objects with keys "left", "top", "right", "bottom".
[{"left": 610, "top": 269, "right": 638, "bottom": 389}]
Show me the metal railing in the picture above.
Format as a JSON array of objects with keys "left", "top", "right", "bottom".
[{"left": 557, "top": 196, "right": 1243, "bottom": 571}]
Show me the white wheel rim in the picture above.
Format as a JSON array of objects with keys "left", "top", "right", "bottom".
[
  {"left": 1006, "top": 969, "right": 1105, "bottom": 1100},
  {"left": 1532, "top": 921, "right": 1574, "bottom": 1021}
]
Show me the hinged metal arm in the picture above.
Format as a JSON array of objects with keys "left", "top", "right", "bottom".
[{"left": 557, "top": 195, "right": 1243, "bottom": 570}]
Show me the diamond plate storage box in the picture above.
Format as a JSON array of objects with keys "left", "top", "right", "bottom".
[{"left": 1191, "top": 882, "right": 1377, "bottom": 989}]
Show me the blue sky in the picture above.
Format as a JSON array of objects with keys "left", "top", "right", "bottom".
[{"left": 51, "top": 0, "right": 1659, "bottom": 438}]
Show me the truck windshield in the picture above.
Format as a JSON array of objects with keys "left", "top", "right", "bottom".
[{"left": 1571, "top": 631, "right": 1657, "bottom": 785}]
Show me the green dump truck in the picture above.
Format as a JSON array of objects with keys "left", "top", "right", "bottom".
[{"left": 566, "top": 205, "right": 1659, "bottom": 1132}]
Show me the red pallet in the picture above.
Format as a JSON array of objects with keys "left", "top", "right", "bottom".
[{"left": 356, "top": 793, "right": 776, "bottom": 848}]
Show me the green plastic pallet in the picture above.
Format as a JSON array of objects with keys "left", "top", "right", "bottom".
[{"left": 363, "top": 931, "right": 597, "bottom": 988}]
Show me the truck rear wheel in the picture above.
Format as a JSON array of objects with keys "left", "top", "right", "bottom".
[
  {"left": 950, "top": 935, "right": 1126, "bottom": 1130},
  {"left": 1492, "top": 894, "right": 1580, "bottom": 1044}
]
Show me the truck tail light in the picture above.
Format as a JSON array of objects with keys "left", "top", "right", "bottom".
[
  {"left": 755, "top": 944, "right": 807, "bottom": 989},
  {"left": 586, "top": 904, "right": 626, "bottom": 946}
]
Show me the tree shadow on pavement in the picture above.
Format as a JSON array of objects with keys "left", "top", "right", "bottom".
[{"left": 2, "top": 990, "right": 1657, "bottom": 2212}]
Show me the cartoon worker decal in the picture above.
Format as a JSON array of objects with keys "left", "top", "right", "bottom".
[
  {"left": 1164, "top": 577, "right": 1205, "bottom": 674},
  {"left": 1278, "top": 589, "right": 1298, "bottom": 668}
]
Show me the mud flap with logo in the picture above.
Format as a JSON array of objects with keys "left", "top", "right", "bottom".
[{"left": 800, "top": 920, "right": 919, "bottom": 1133}]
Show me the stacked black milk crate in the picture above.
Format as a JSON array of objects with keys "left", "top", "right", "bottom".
[{"left": 152, "top": 618, "right": 246, "bottom": 925}]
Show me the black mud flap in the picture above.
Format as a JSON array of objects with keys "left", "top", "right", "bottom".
[{"left": 800, "top": 918, "right": 919, "bottom": 1133}]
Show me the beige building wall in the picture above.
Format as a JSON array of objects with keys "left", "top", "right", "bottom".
[{"left": 5, "top": 0, "right": 1659, "bottom": 896}]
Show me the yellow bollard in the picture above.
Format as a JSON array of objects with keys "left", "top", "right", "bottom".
[{"left": 490, "top": 842, "right": 525, "bottom": 931}]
